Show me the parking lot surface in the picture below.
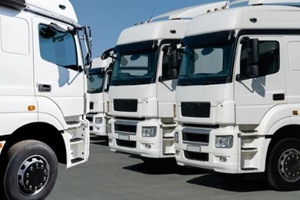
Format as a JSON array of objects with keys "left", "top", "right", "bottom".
[{"left": 48, "top": 136, "right": 300, "bottom": 200}]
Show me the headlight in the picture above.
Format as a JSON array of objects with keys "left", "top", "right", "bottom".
[
  {"left": 174, "top": 131, "right": 179, "bottom": 143},
  {"left": 107, "top": 124, "right": 112, "bottom": 133},
  {"left": 141, "top": 127, "right": 157, "bottom": 137},
  {"left": 215, "top": 136, "right": 233, "bottom": 148},
  {"left": 95, "top": 117, "right": 103, "bottom": 124}
]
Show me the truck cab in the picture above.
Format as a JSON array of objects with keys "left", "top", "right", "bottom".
[
  {"left": 107, "top": 2, "right": 229, "bottom": 159},
  {"left": 0, "top": 0, "right": 92, "bottom": 199},
  {"left": 175, "top": 0, "right": 300, "bottom": 191},
  {"left": 87, "top": 57, "right": 113, "bottom": 136}
]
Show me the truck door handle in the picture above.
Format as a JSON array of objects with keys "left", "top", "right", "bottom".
[{"left": 38, "top": 84, "right": 52, "bottom": 92}]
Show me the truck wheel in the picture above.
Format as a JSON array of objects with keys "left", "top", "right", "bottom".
[
  {"left": 267, "top": 138, "right": 300, "bottom": 191},
  {"left": 3, "top": 140, "right": 58, "bottom": 200}
]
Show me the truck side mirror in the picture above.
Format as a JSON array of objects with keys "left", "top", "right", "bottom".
[
  {"left": 236, "top": 38, "right": 260, "bottom": 81},
  {"left": 101, "top": 48, "right": 114, "bottom": 60},
  {"left": 166, "top": 43, "right": 177, "bottom": 55},
  {"left": 247, "top": 38, "right": 259, "bottom": 78},
  {"left": 168, "top": 68, "right": 178, "bottom": 79},
  {"left": 84, "top": 26, "right": 92, "bottom": 64}
]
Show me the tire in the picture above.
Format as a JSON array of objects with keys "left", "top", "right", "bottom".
[
  {"left": 3, "top": 140, "right": 58, "bottom": 200},
  {"left": 267, "top": 138, "right": 300, "bottom": 191}
]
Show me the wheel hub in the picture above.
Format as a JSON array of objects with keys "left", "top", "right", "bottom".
[
  {"left": 279, "top": 149, "right": 300, "bottom": 182},
  {"left": 17, "top": 155, "right": 50, "bottom": 196}
]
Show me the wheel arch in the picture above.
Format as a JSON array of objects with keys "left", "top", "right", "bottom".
[
  {"left": 266, "top": 124, "right": 300, "bottom": 169},
  {"left": 1, "top": 122, "right": 67, "bottom": 165}
]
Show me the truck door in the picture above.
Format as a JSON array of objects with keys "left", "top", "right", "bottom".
[
  {"left": 157, "top": 45, "right": 180, "bottom": 118},
  {"left": 33, "top": 17, "right": 85, "bottom": 118},
  {"left": 234, "top": 36, "right": 286, "bottom": 125}
]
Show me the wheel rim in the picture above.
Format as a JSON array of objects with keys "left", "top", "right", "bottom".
[
  {"left": 17, "top": 155, "right": 50, "bottom": 196},
  {"left": 279, "top": 148, "right": 300, "bottom": 182}
]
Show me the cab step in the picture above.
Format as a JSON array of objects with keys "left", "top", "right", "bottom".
[
  {"left": 241, "top": 167, "right": 258, "bottom": 171},
  {"left": 70, "top": 138, "right": 83, "bottom": 144},
  {"left": 71, "top": 157, "right": 84, "bottom": 164},
  {"left": 241, "top": 147, "right": 258, "bottom": 152},
  {"left": 66, "top": 120, "right": 80, "bottom": 125}
]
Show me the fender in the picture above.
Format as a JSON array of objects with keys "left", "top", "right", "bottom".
[
  {"left": 255, "top": 104, "right": 296, "bottom": 171},
  {"left": 36, "top": 96, "right": 70, "bottom": 130}
]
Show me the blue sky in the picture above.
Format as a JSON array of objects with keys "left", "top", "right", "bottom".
[{"left": 70, "top": 0, "right": 222, "bottom": 58}]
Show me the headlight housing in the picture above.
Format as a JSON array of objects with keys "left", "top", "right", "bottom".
[
  {"left": 215, "top": 136, "right": 233, "bottom": 148},
  {"left": 141, "top": 127, "right": 157, "bottom": 137},
  {"left": 95, "top": 117, "right": 103, "bottom": 124}
]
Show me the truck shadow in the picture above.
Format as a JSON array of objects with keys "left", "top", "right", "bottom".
[
  {"left": 123, "top": 158, "right": 206, "bottom": 175},
  {"left": 187, "top": 173, "right": 272, "bottom": 192},
  {"left": 90, "top": 135, "right": 108, "bottom": 146}
]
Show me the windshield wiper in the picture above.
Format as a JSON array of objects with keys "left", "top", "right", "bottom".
[
  {"left": 112, "top": 76, "right": 125, "bottom": 86},
  {"left": 179, "top": 75, "right": 193, "bottom": 86},
  {"left": 195, "top": 73, "right": 218, "bottom": 84}
]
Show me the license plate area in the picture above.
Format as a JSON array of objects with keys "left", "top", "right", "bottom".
[
  {"left": 187, "top": 145, "right": 201, "bottom": 153},
  {"left": 118, "top": 134, "right": 130, "bottom": 141}
]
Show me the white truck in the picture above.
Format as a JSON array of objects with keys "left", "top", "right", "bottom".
[
  {"left": 0, "top": 0, "right": 92, "bottom": 199},
  {"left": 107, "top": 2, "right": 228, "bottom": 160},
  {"left": 87, "top": 56, "right": 113, "bottom": 136},
  {"left": 174, "top": 0, "right": 300, "bottom": 191}
]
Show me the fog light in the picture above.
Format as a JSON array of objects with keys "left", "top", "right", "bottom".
[
  {"left": 144, "top": 144, "right": 152, "bottom": 149},
  {"left": 176, "top": 150, "right": 180, "bottom": 156},
  {"left": 215, "top": 136, "right": 233, "bottom": 148},
  {"left": 219, "top": 156, "right": 227, "bottom": 162},
  {"left": 95, "top": 117, "right": 103, "bottom": 124},
  {"left": 141, "top": 127, "right": 157, "bottom": 137}
]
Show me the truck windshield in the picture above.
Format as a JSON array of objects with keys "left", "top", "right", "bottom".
[
  {"left": 178, "top": 31, "right": 235, "bottom": 86},
  {"left": 87, "top": 68, "right": 105, "bottom": 93},
  {"left": 111, "top": 41, "right": 158, "bottom": 86}
]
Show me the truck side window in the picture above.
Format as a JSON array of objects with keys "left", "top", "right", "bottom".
[
  {"left": 38, "top": 24, "right": 77, "bottom": 70},
  {"left": 240, "top": 41, "right": 279, "bottom": 80}
]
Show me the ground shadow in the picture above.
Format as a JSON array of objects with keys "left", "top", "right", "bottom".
[
  {"left": 187, "top": 173, "right": 272, "bottom": 192},
  {"left": 123, "top": 157, "right": 206, "bottom": 175},
  {"left": 90, "top": 135, "right": 108, "bottom": 146}
]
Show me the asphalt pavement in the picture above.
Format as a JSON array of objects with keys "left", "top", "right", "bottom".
[{"left": 48, "top": 135, "right": 300, "bottom": 200}]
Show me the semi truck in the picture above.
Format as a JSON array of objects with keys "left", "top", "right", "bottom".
[
  {"left": 174, "top": 0, "right": 300, "bottom": 191},
  {"left": 0, "top": 0, "right": 92, "bottom": 199},
  {"left": 87, "top": 56, "right": 113, "bottom": 136},
  {"left": 107, "top": 2, "right": 228, "bottom": 160}
]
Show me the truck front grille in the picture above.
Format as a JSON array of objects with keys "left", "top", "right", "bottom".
[
  {"left": 114, "top": 99, "right": 138, "bottom": 112},
  {"left": 181, "top": 102, "right": 210, "bottom": 118},
  {"left": 116, "top": 139, "right": 136, "bottom": 148},
  {"left": 182, "top": 128, "right": 209, "bottom": 145},
  {"left": 114, "top": 120, "right": 138, "bottom": 135},
  {"left": 115, "top": 124, "right": 137, "bottom": 134},
  {"left": 184, "top": 151, "right": 209, "bottom": 162}
]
